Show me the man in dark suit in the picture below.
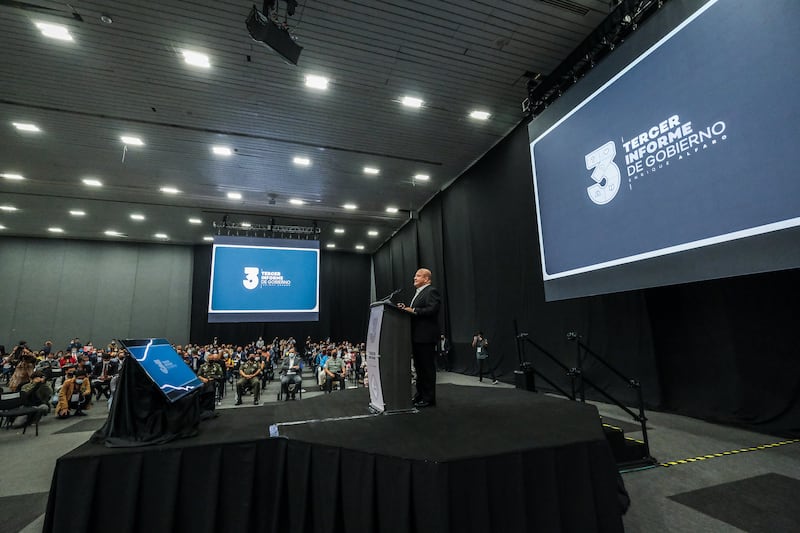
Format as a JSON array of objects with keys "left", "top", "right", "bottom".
[{"left": 398, "top": 268, "right": 441, "bottom": 408}]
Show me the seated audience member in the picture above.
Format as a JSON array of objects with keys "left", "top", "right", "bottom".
[
  {"left": 91, "top": 352, "right": 118, "bottom": 400},
  {"left": 8, "top": 342, "right": 36, "bottom": 392},
  {"left": 57, "top": 369, "right": 92, "bottom": 418},
  {"left": 58, "top": 350, "right": 77, "bottom": 368},
  {"left": 236, "top": 352, "right": 262, "bottom": 406},
  {"left": 323, "top": 350, "right": 347, "bottom": 393},
  {"left": 280, "top": 346, "right": 303, "bottom": 400},
  {"left": 197, "top": 351, "right": 225, "bottom": 410},
  {"left": 259, "top": 348, "right": 273, "bottom": 387},
  {"left": 316, "top": 349, "right": 331, "bottom": 390},
  {"left": 21, "top": 370, "right": 53, "bottom": 417}
]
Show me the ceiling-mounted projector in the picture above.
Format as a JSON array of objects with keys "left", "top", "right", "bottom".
[{"left": 246, "top": 4, "right": 303, "bottom": 66}]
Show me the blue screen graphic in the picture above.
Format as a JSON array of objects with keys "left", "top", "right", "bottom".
[
  {"left": 121, "top": 339, "right": 202, "bottom": 403},
  {"left": 530, "top": 0, "right": 800, "bottom": 280},
  {"left": 208, "top": 237, "right": 320, "bottom": 322}
]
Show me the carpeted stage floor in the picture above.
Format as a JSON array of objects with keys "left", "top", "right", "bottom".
[{"left": 45, "top": 384, "right": 626, "bottom": 533}]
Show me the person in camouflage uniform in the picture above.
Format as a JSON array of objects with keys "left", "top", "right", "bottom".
[
  {"left": 236, "top": 352, "right": 262, "bottom": 405},
  {"left": 198, "top": 351, "right": 225, "bottom": 409}
]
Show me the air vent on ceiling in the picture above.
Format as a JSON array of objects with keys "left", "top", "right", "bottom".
[{"left": 540, "top": 0, "right": 590, "bottom": 16}]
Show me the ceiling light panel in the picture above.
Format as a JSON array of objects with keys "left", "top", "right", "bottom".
[
  {"left": 160, "top": 186, "right": 180, "bottom": 194},
  {"left": 181, "top": 50, "right": 210, "bottom": 68},
  {"left": 363, "top": 167, "right": 380, "bottom": 175},
  {"left": 82, "top": 178, "right": 102, "bottom": 187},
  {"left": 212, "top": 146, "right": 232, "bottom": 156},
  {"left": 12, "top": 122, "right": 41, "bottom": 133},
  {"left": 293, "top": 157, "right": 311, "bottom": 166},
  {"left": 401, "top": 96, "right": 424, "bottom": 108},
  {"left": 34, "top": 22, "right": 73, "bottom": 41},
  {"left": 227, "top": 192, "right": 242, "bottom": 200},
  {"left": 305, "top": 75, "right": 329, "bottom": 90},
  {"left": 1, "top": 173, "right": 25, "bottom": 180},
  {"left": 120, "top": 135, "right": 144, "bottom": 146},
  {"left": 469, "top": 110, "right": 491, "bottom": 120}
]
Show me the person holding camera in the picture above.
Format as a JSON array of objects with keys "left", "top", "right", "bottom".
[{"left": 472, "top": 332, "right": 498, "bottom": 385}]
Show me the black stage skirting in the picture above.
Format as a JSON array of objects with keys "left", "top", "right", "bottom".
[{"left": 44, "top": 384, "right": 625, "bottom": 533}]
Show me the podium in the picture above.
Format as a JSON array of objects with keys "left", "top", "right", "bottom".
[{"left": 366, "top": 301, "right": 413, "bottom": 413}]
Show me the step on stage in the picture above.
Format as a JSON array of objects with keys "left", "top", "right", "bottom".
[{"left": 44, "top": 384, "right": 626, "bottom": 533}]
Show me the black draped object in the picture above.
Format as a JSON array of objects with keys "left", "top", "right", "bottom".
[
  {"left": 45, "top": 385, "right": 626, "bottom": 533},
  {"left": 90, "top": 356, "right": 200, "bottom": 447}
]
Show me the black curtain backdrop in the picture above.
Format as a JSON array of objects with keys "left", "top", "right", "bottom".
[
  {"left": 190, "top": 246, "right": 371, "bottom": 346},
  {"left": 374, "top": 121, "right": 800, "bottom": 436}
]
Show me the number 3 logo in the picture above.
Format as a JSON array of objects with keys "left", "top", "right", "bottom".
[
  {"left": 243, "top": 267, "right": 259, "bottom": 290},
  {"left": 585, "top": 141, "right": 620, "bottom": 205}
]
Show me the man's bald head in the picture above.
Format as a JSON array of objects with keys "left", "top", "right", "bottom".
[{"left": 413, "top": 268, "right": 432, "bottom": 288}]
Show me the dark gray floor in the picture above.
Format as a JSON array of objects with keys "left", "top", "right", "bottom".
[{"left": 2, "top": 372, "right": 798, "bottom": 532}]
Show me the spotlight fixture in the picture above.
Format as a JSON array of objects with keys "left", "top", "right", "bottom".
[
  {"left": 413, "top": 174, "right": 430, "bottom": 181},
  {"left": 342, "top": 203, "right": 357, "bottom": 210},
  {"left": 212, "top": 146, "right": 232, "bottom": 156},
  {"left": 160, "top": 186, "right": 180, "bottom": 194},
  {"left": 241, "top": 222, "right": 252, "bottom": 228},
  {"left": 130, "top": 213, "right": 145, "bottom": 221},
  {"left": 203, "top": 236, "right": 214, "bottom": 242},
  {"left": 293, "top": 156, "right": 311, "bottom": 166},
  {"left": 69, "top": 210, "right": 86, "bottom": 216},
  {"left": 355, "top": 244, "right": 365, "bottom": 250},
  {"left": 246, "top": 4, "right": 303, "bottom": 65},
  {"left": 154, "top": 233, "right": 169, "bottom": 239},
  {"left": 48, "top": 227, "right": 64, "bottom": 233},
  {"left": 82, "top": 178, "right": 103, "bottom": 187},
  {"left": 104, "top": 230, "right": 124, "bottom": 237},
  {"left": 0, "top": 225, "right": 6, "bottom": 230},
  {"left": 227, "top": 192, "right": 242, "bottom": 200},
  {"left": 363, "top": 167, "right": 380, "bottom": 175},
  {"left": 189, "top": 218, "right": 202, "bottom": 224},
  {"left": 334, "top": 228, "right": 345, "bottom": 234},
  {"left": 289, "top": 198, "right": 305, "bottom": 205},
  {"left": 385, "top": 206, "right": 399, "bottom": 213},
  {"left": 0, "top": 205, "right": 18, "bottom": 212},
  {"left": 1, "top": 173, "right": 25, "bottom": 180},
  {"left": 326, "top": 243, "right": 336, "bottom": 248},
  {"left": 368, "top": 230, "right": 379, "bottom": 236}
]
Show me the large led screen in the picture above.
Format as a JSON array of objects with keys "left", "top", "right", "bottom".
[
  {"left": 529, "top": 0, "right": 800, "bottom": 300},
  {"left": 208, "top": 236, "right": 320, "bottom": 322}
]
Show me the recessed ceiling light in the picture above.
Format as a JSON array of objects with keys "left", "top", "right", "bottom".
[
  {"left": 120, "top": 135, "right": 144, "bottom": 146},
  {"left": 154, "top": 233, "right": 169, "bottom": 239},
  {"left": 386, "top": 206, "right": 399, "bottom": 213},
  {"left": 212, "top": 146, "right": 232, "bottom": 156},
  {"left": 12, "top": 122, "right": 41, "bottom": 133},
  {"left": 469, "top": 110, "right": 491, "bottom": 120},
  {"left": 293, "top": 156, "right": 311, "bottom": 166},
  {"left": 48, "top": 227, "right": 64, "bottom": 233},
  {"left": 69, "top": 210, "right": 86, "bottom": 216},
  {"left": 0, "top": 225, "right": 6, "bottom": 230},
  {"left": 326, "top": 243, "right": 336, "bottom": 248},
  {"left": 82, "top": 178, "right": 103, "bottom": 187},
  {"left": 181, "top": 50, "right": 210, "bottom": 68},
  {"left": 160, "top": 186, "right": 180, "bottom": 194},
  {"left": 368, "top": 230, "right": 379, "bottom": 236},
  {"left": 334, "top": 228, "right": 345, "bottom": 234},
  {"left": 305, "top": 75, "right": 329, "bottom": 90},
  {"left": 188, "top": 218, "right": 202, "bottom": 225},
  {"left": 34, "top": 22, "right": 73, "bottom": 41},
  {"left": 241, "top": 222, "right": 252, "bottom": 228},
  {"left": 1, "top": 173, "right": 25, "bottom": 180},
  {"left": 342, "top": 203, "right": 357, "bottom": 210},
  {"left": 401, "top": 96, "right": 424, "bottom": 108},
  {"left": 289, "top": 198, "right": 305, "bottom": 205},
  {"left": 0, "top": 205, "right": 18, "bottom": 212},
  {"left": 363, "top": 167, "right": 380, "bottom": 175},
  {"left": 355, "top": 244, "right": 365, "bottom": 250},
  {"left": 203, "top": 236, "right": 214, "bottom": 242},
  {"left": 414, "top": 174, "right": 430, "bottom": 181},
  {"left": 130, "top": 213, "right": 145, "bottom": 221},
  {"left": 227, "top": 192, "right": 242, "bottom": 200},
  {"left": 104, "top": 230, "right": 123, "bottom": 237}
]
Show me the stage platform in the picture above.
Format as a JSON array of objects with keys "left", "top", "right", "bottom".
[{"left": 44, "top": 384, "right": 625, "bottom": 533}]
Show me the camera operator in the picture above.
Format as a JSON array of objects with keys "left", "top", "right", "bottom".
[{"left": 472, "top": 332, "right": 498, "bottom": 385}]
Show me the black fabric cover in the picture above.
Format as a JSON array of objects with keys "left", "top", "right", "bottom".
[
  {"left": 45, "top": 386, "right": 625, "bottom": 533},
  {"left": 90, "top": 357, "right": 200, "bottom": 447}
]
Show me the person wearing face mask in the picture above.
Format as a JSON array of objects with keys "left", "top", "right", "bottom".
[{"left": 56, "top": 369, "right": 92, "bottom": 418}]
